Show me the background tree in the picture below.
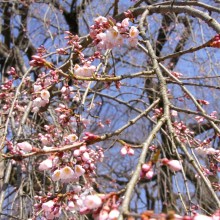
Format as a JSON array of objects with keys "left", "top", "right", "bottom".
[{"left": 0, "top": 0, "right": 220, "bottom": 219}]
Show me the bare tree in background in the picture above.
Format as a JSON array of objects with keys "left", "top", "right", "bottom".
[{"left": 0, "top": 0, "right": 220, "bottom": 219}]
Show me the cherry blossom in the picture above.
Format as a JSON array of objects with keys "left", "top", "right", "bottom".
[
  {"left": 75, "top": 165, "right": 85, "bottom": 177},
  {"left": 83, "top": 195, "right": 102, "bottom": 209},
  {"left": 145, "top": 169, "right": 154, "bottom": 179},
  {"left": 40, "top": 89, "right": 50, "bottom": 101},
  {"left": 38, "top": 158, "right": 53, "bottom": 171},
  {"left": 162, "top": 158, "right": 182, "bottom": 172},
  {"left": 108, "top": 208, "right": 120, "bottom": 219},
  {"left": 42, "top": 200, "right": 55, "bottom": 212},
  {"left": 17, "top": 141, "right": 32, "bottom": 153},
  {"left": 60, "top": 166, "right": 75, "bottom": 180}
]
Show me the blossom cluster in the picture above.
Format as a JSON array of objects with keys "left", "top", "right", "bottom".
[
  {"left": 141, "top": 158, "right": 182, "bottom": 180},
  {"left": 90, "top": 15, "right": 139, "bottom": 49}
]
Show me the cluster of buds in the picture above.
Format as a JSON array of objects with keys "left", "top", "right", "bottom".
[
  {"left": 173, "top": 121, "right": 194, "bottom": 142},
  {"left": 64, "top": 32, "right": 85, "bottom": 62},
  {"left": 34, "top": 195, "right": 62, "bottom": 219},
  {"left": 120, "top": 145, "right": 134, "bottom": 156},
  {"left": 141, "top": 161, "right": 154, "bottom": 179},
  {"left": 1, "top": 79, "right": 13, "bottom": 90},
  {"left": 152, "top": 108, "right": 163, "bottom": 119},
  {"left": 29, "top": 55, "right": 46, "bottom": 67},
  {"left": 56, "top": 47, "right": 68, "bottom": 55},
  {"left": 64, "top": 32, "right": 82, "bottom": 50},
  {"left": 208, "top": 34, "right": 220, "bottom": 48},
  {"left": 55, "top": 104, "right": 73, "bottom": 125},
  {"left": 7, "top": 141, "right": 33, "bottom": 155},
  {"left": 90, "top": 15, "right": 139, "bottom": 50},
  {"left": 60, "top": 84, "right": 74, "bottom": 100},
  {"left": 196, "top": 99, "right": 209, "bottom": 105},
  {"left": 30, "top": 55, "right": 55, "bottom": 69},
  {"left": 7, "top": 67, "right": 19, "bottom": 78},
  {"left": 171, "top": 71, "right": 183, "bottom": 78},
  {"left": 195, "top": 111, "right": 217, "bottom": 124},
  {"left": 37, "top": 45, "right": 47, "bottom": 56}
]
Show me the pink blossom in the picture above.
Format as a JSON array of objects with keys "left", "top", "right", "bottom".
[
  {"left": 60, "top": 166, "right": 75, "bottom": 180},
  {"left": 108, "top": 208, "right": 120, "bottom": 219},
  {"left": 120, "top": 146, "right": 128, "bottom": 155},
  {"left": 193, "top": 214, "right": 212, "bottom": 220},
  {"left": 83, "top": 195, "right": 102, "bottom": 209},
  {"left": 74, "top": 64, "right": 96, "bottom": 77},
  {"left": 67, "top": 201, "right": 75, "bottom": 211},
  {"left": 121, "top": 18, "right": 129, "bottom": 27},
  {"left": 42, "top": 200, "right": 54, "bottom": 212},
  {"left": 195, "top": 116, "right": 204, "bottom": 123},
  {"left": 41, "top": 89, "right": 50, "bottom": 101},
  {"left": 94, "top": 16, "right": 108, "bottom": 23},
  {"left": 120, "top": 145, "right": 134, "bottom": 156},
  {"left": 99, "top": 207, "right": 109, "bottom": 220},
  {"left": 129, "top": 26, "right": 139, "bottom": 38},
  {"left": 75, "top": 165, "right": 85, "bottom": 177},
  {"left": 17, "top": 141, "right": 32, "bottom": 153},
  {"left": 79, "top": 145, "right": 87, "bottom": 152},
  {"left": 82, "top": 152, "right": 90, "bottom": 162},
  {"left": 127, "top": 148, "right": 134, "bottom": 155},
  {"left": 171, "top": 110, "right": 178, "bottom": 117},
  {"left": 51, "top": 169, "right": 61, "bottom": 181},
  {"left": 39, "top": 158, "right": 53, "bottom": 171},
  {"left": 73, "top": 149, "right": 81, "bottom": 157},
  {"left": 66, "top": 134, "right": 78, "bottom": 143},
  {"left": 145, "top": 169, "right": 154, "bottom": 179},
  {"left": 33, "top": 84, "right": 42, "bottom": 92},
  {"left": 142, "top": 163, "right": 152, "bottom": 172},
  {"left": 167, "top": 160, "right": 182, "bottom": 172}
]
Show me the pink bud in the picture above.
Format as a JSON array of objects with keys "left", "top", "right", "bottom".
[
  {"left": 167, "top": 160, "right": 182, "bottom": 172},
  {"left": 73, "top": 149, "right": 81, "bottom": 157},
  {"left": 82, "top": 152, "right": 90, "bottom": 162},
  {"left": 145, "top": 169, "right": 154, "bottom": 179},
  {"left": 120, "top": 146, "right": 127, "bottom": 155},
  {"left": 127, "top": 148, "right": 134, "bottom": 156},
  {"left": 142, "top": 163, "right": 152, "bottom": 172}
]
